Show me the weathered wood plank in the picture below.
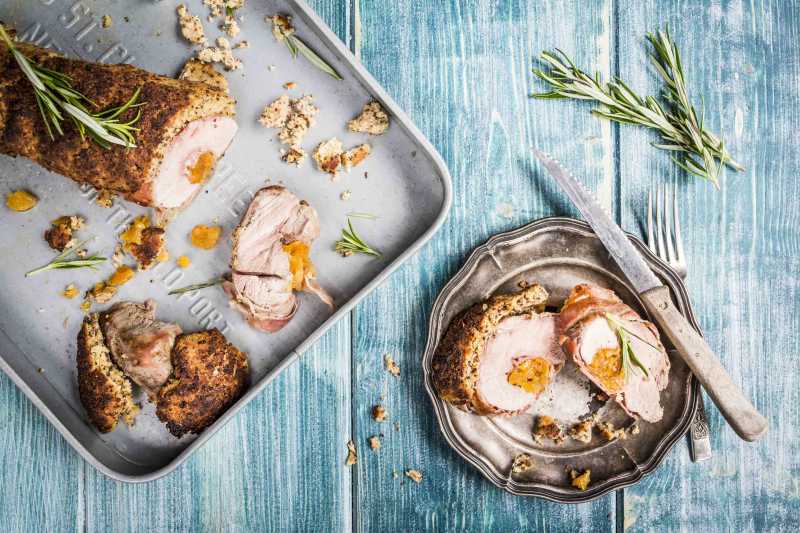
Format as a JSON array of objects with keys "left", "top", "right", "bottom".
[
  {"left": 616, "top": 1, "right": 800, "bottom": 531},
  {"left": 352, "top": 1, "right": 618, "bottom": 530},
  {"left": 0, "top": 373, "right": 84, "bottom": 531}
]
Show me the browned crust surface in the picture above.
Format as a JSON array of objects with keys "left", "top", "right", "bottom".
[
  {"left": 431, "top": 284, "right": 549, "bottom": 415},
  {"left": 156, "top": 329, "right": 250, "bottom": 437},
  {"left": 76, "top": 313, "right": 138, "bottom": 433},
  {"left": 0, "top": 39, "right": 235, "bottom": 207}
]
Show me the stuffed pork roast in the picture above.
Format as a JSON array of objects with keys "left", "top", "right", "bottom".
[
  {"left": 431, "top": 284, "right": 565, "bottom": 415},
  {"left": 559, "top": 284, "right": 670, "bottom": 422},
  {"left": 77, "top": 300, "right": 249, "bottom": 436},
  {"left": 0, "top": 37, "right": 237, "bottom": 209},
  {"left": 224, "top": 186, "right": 333, "bottom": 333}
]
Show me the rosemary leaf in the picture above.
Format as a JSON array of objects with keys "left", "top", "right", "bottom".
[
  {"left": 335, "top": 219, "right": 380, "bottom": 257},
  {"left": 604, "top": 313, "right": 651, "bottom": 381},
  {"left": 0, "top": 25, "right": 145, "bottom": 149},
  {"left": 346, "top": 212, "right": 378, "bottom": 220},
  {"left": 286, "top": 35, "right": 343, "bottom": 80},
  {"left": 531, "top": 27, "right": 741, "bottom": 187},
  {"left": 169, "top": 278, "right": 224, "bottom": 295},
  {"left": 26, "top": 241, "right": 106, "bottom": 277}
]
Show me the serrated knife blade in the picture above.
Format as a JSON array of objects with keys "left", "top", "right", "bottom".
[
  {"left": 533, "top": 149, "right": 768, "bottom": 442},
  {"left": 533, "top": 150, "right": 661, "bottom": 293}
]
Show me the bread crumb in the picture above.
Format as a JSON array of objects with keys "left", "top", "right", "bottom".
[
  {"left": 345, "top": 440, "right": 357, "bottom": 466},
  {"left": 511, "top": 453, "right": 534, "bottom": 474},
  {"left": 384, "top": 354, "right": 400, "bottom": 377},
  {"left": 86, "top": 281, "right": 117, "bottom": 305},
  {"left": 234, "top": 40, "right": 250, "bottom": 49},
  {"left": 348, "top": 101, "right": 389, "bottom": 135},
  {"left": 260, "top": 94, "right": 319, "bottom": 148},
  {"left": 79, "top": 300, "right": 91, "bottom": 312},
  {"left": 283, "top": 81, "right": 297, "bottom": 90},
  {"left": 339, "top": 190, "right": 351, "bottom": 201},
  {"left": 368, "top": 435, "right": 381, "bottom": 451},
  {"left": 533, "top": 415, "right": 564, "bottom": 444},
  {"left": 177, "top": 4, "right": 207, "bottom": 45},
  {"left": 45, "top": 215, "right": 84, "bottom": 252},
  {"left": 372, "top": 405, "right": 387, "bottom": 422},
  {"left": 596, "top": 421, "right": 627, "bottom": 442},
  {"left": 222, "top": 16, "right": 240, "bottom": 38},
  {"left": 198, "top": 36, "right": 241, "bottom": 71},
  {"left": 101, "top": 15, "right": 113, "bottom": 28},
  {"left": 570, "top": 469, "right": 591, "bottom": 491},
  {"left": 342, "top": 144, "right": 371, "bottom": 170},
  {"left": 313, "top": 138, "right": 344, "bottom": 175},
  {"left": 281, "top": 146, "right": 306, "bottom": 166},
  {"left": 268, "top": 14, "right": 295, "bottom": 42},
  {"left": 405, "top": 470, "right": 423, "bottom": 483},
  {"left": 569, "top": 416, "right": 595, "bottom": 443}
]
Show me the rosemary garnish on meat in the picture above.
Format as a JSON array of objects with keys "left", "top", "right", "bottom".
[
  {"left": 168, "top": 278, "right": 225, "bottom": 295},
  {"left": 531, "top": 27, "right": 742, "bottom": 187},
  {"left": 604, "top": 313, "right": 651, "bottom": 381},
  {"left": 0, "top": 25, "right": 145, "bottom": 149},
  {"left": 335, "top": 218, "right": 381, "bottom": 257},
  {"left": 26, "top": 240, "right": 106, "bottom": 277},
  {"left": 270, "top": 14, "right": 343, "bottom": 80}
]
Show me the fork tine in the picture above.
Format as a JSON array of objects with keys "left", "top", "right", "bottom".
[
  {"left": 673, "top": 182, "right": 685, "bottom": 264},
  {"left": 655, "top": 184, "right": 667, "bottom": 260},
  {"left": 664, "top": 184, "right": 677, "bottom": 263},
  {"left": 647, "top": 190, "right": 656, "bottom": 252}
]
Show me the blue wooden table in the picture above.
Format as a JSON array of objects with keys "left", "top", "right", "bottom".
[{"left": 1, "top": 1, "right": 798, "bottom": 531}]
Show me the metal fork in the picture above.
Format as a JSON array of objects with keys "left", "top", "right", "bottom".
[{"left": 647, "top": 184, "right": 712, "bottom": 463}]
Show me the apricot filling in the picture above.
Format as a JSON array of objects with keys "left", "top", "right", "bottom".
[
  {"left": 108, "top": 265, "right": 135, "bottom": 287},
  {"left": 588, "top": 348, "right": 625, "bottom": 392},
  {"left": 282, "top": 241, "right": 314, "bottom": 291},
  {"left": 507, "top": 357, "right": 552, "bottom": 395},
  {"left": 120, "top": 215, "right": 150, "bottom": 253},
  {"left": 187, "top": 151, "right": 216, "bottom": 184},
  {"left": 6, "top": 190, "right": 38, "bottom": 212},
  {"left": 190, "top": 224, "right": 222, "bottom": 249}
]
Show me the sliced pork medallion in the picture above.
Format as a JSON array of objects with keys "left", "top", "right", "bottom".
[
  {"left": 475, "top": 313, "right": 564, "bottom": 414},
  {"left": 431, "top": 284, "right": 559, "bottom": 415},
  {"left": 559, "top": 284, "right": 670, "bottom": 422},
  {"left": 224, "top": 186, "right": 333, "bottom": 332},
  {"left": 0, "top": 36, "right": 237, "bottom": 209},
  {"left": 99, "top": 300, "right": 182, "bottom": 398}
]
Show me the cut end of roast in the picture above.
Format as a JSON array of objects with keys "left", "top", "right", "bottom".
[
  {"left": 475, "top": 313, "right": 564, "bottom": 414},
  {"left": 150, "top": 116, "right": 238, "bottom": 208},
  {"left": 227, "top": 186, "right": 332, "bottom": 333},
  {"left": 559, "top": 284, "right": 670, "bottom": 423}
]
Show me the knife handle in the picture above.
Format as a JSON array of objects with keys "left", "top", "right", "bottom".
[{"left": 641, "top": 286, "right": 768, "bottom": 442}]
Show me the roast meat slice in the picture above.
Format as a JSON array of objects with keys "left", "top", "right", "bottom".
[
  {"left": 559, "top": 284, "right": 670, "bottom": 422},
  {"left": 100, "top": 300, "right": 182, "bottom": 397},
  {"left": 474, "top": 313, "right": 564, "bottom": 414},
  {"left": 225, "top": 186, "right": 332, "bottom": 332}
]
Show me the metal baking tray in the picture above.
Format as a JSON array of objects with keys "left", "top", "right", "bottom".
[
  {"left": 0, "top": 0, "right": 452, "bottom": 481},
  {"left": 422, "top": 218, "right": 699, "bottom": 502}
]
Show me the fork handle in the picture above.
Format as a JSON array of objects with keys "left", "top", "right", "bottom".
[{"left": 641, "top": 286, "right": 768, "bottom": 442}]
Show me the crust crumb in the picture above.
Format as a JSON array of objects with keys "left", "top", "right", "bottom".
[
  {"left": 405, "top": 469, "right": 423, "bottom": 483},
  {"left": 570, "top": 469, "right": 591, "bottom": 491},
  {"left": 345, "top": 440, "right": 357, "bottom": 466},
  {"left": 533, "top": 415, "right": 564, "bottom": 444},
  {"left": 348, "top": 101, "right": 389, "bottom": 135},
  {"left": 384, "top": 353, "right": 400, "bottom": 377},
  {"left": 511, "top": 453, "right": 534, "bottom": 474},
  {"left": 177, "top": 4, "right": 207, "bottom": 45},
  {"left": 372, "top": 404, "right": 387, "bottom": 422},
  {"left": 368, "top": 435, "right": 381, "bottom": 451}
]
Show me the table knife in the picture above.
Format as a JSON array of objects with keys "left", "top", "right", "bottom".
[{"left": 534, "top": 150, "right": 768, "bottom": 442}]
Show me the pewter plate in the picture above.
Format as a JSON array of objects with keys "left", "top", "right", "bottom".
[
  {"left": 422, "top": 218, "right": 699, "bottom": 503},
  {"left": 0, "top": 0, "right": 451, "bottom": 481}
]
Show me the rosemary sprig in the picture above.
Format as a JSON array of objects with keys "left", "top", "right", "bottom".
[
  {"left": 531, "top": 27, "right": 742, "bottom": 187},
  {"left": 604, "top": 313, "right": 652, "bottom": 381},
  {"left": 270, "top": 15, "right": 342, "bottom": 80},
  {"left": 26, "top": 239, "right": 106, "bottom": 277},
  {"left": 0, "top": 25, "right": 145, "bottom": 149},
  {"left": 335, "top": 218, "right": 381, "bottom": 257},
  {"left": 345, "top": 212, "right": 378, "bottom": 220},
  {"left": 168, "top": 278, "right": 224, "bottom": 295}
]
